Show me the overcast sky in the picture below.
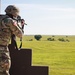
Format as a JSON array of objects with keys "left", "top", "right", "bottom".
[{"left": 1, "top": 0, "right": 75, "bottom": 35}]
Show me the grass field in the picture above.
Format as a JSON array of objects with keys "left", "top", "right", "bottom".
[{"left": 17, "top": 35, "right": 75, "bottom": 75}]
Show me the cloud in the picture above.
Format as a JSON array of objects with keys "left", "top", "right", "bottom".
[
  {"left": 2, "top": 3, "right": 75, "bottom": 13},
  {"left": 14, "top": 4, "right": 75, "bottom": 12},
  {"left": 17, "top": 4, "right": 75, "bottom": 21}
]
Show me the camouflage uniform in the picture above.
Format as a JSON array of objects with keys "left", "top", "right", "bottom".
[{"left": 0, "top": 5, "right": 23, "bottom": 75}]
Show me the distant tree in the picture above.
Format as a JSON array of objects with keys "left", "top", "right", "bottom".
[
  {"left": 52, "top": 35, "right": 55, "bottom": 37},
  {"left": 66, "top": 39, "right": 69, "bottom": 42},
  {"left": 58, "top": 38, "right": 65, "bottom": 42},
  {"left": 66, "top": 36, "right": 68, "bottom": 37},
  {"left": 34, "top": 35, "right": 42, "bottom": 41},
  {"left": 29, "top": 39, "right": 33, "bottom": 41},
  {"left": 47, "top": 37, "right": 55, "bottom": 41}
]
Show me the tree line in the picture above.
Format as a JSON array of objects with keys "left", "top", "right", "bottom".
[{"left": 27, "top": 35, "right": 69, "bottom": 42}]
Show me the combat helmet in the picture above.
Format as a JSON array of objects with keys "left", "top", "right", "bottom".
[{"left": 5, "top": 5, "right": 19, "bottom": 15}]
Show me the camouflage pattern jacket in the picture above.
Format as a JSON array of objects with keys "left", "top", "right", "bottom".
[{"left": 0, "top": 15, "right": 23, "bottom": 46}]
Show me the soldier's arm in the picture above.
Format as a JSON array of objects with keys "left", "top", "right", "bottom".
[{"left": 2, "top": 18, "right": 23, "bottom": 38}]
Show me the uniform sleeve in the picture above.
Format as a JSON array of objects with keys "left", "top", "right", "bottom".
[{"left": 2, "top": 18, "right": 23, "bottom": 38}]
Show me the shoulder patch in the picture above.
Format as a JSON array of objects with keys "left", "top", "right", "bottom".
[{"left": 4, "top": 18, "right": 9, "bottom": 23}]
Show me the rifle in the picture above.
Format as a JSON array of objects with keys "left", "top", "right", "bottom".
[{"left": 11, "top": 15, "right": 27, "bottom": 50}]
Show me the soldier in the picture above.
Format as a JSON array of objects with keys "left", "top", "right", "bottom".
[{"left": 0, "top": 5, "right": 23, "bottom": 75}]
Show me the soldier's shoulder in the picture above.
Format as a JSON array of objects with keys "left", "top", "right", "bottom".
[{"left": 3, "top": 17, "right": 13, "bottom": 23}]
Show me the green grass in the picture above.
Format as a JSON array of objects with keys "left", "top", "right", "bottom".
[{"left": 17, "top": 35, "right": 75, "bottom": 75}]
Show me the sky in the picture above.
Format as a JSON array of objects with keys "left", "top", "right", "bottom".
[{"left": 1, "top": 0, "right": 75, "bottom": 35}]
